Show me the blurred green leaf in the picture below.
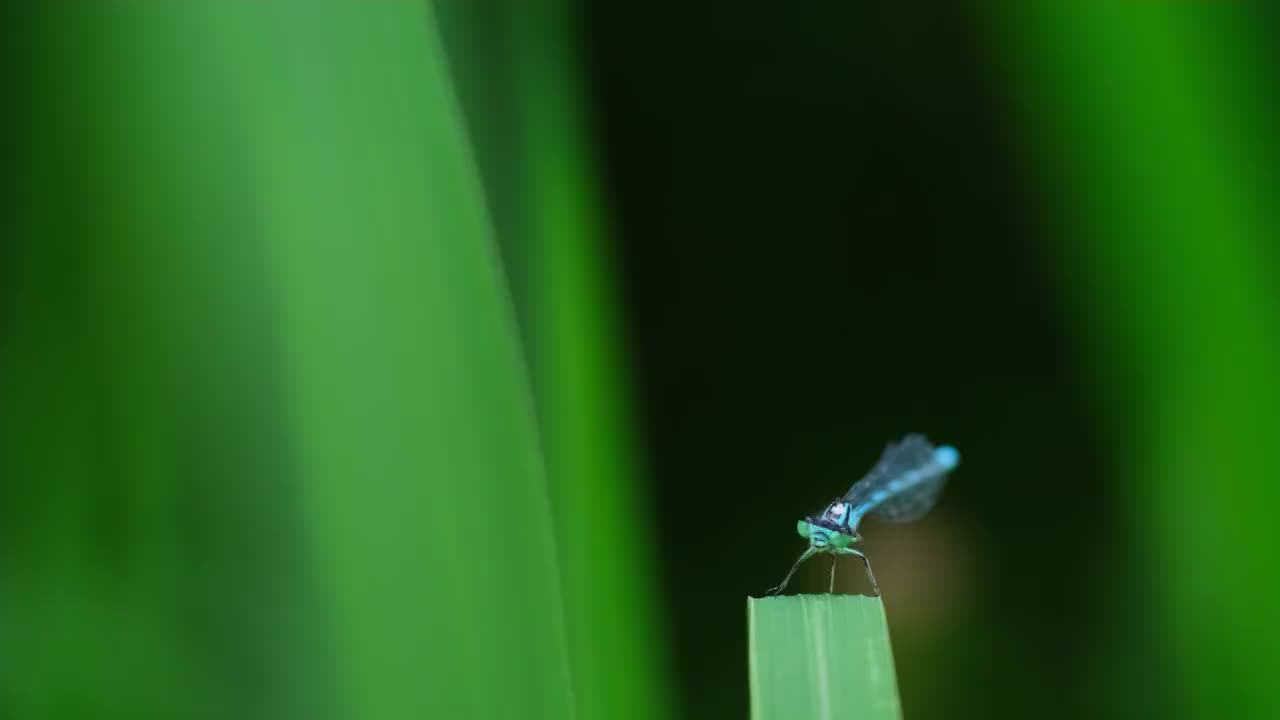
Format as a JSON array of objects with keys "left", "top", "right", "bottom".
[
  {"left": 3, "top": 3, "right": 575, "bottom": 717},
  {"left": 748, "top": 595, "right": 903, "bottom": 720},
  {"left": 994, "top": 5, "right": 1280, "bottom": 718},
  {"left": 434, "top": 3, "right": 673, "bottom": 720}
]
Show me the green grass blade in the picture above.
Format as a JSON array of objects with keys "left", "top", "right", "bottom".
[
  {"left": 433, "top": 4, "right": 672, "bottom": 719},
  {"left": 992, "top": 6, "right": 1280, "bottom": 717},
  {"left": 4, "top": 3, "right": 575, "bottom": 717},
  {"left": 509, "top": 9, "right": 673, "bottom": 720},
  {"left": 748, "top": 596, "right": 903, "bottom": 720}
]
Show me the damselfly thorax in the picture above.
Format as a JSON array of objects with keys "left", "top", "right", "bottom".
[{"left": 799, "top": 501, "right": 859, "bottom": 549}]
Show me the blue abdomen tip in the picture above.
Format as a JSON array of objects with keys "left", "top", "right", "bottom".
[{"left": 935, "top": 445, "right": 960, "bottom": 469}]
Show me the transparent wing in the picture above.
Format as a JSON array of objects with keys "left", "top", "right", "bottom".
[
  {"left": 866, "top": 473, "right": 946, "bottom": 523},
  {"left": 843, "top": 434, "right": 949, "bottom": 524},
  {"left": 843, "top": 434, "right": 936, "bottom": 502}
]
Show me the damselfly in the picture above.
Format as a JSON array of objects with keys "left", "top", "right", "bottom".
[{"left": 767, "top": 433, "right": 959, "bottom": 596}]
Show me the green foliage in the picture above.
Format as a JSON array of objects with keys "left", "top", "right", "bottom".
[
  {"left": 748, "top": 596, "right": 902, "bottom": 720},
  {"left": 433, "top": 3, "right": 672, "bottom": 719},
  {"left": 2, "top": 3, "right": 580, "bottom": 717},
  {"left": 994, "top": 5, "right": 1280, "bottom": 718}
]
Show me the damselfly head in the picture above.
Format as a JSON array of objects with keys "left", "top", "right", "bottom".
[
  {"left": 821, "top": 500, "right": 851, "bottom": 527},
  {"left": 794, "top": 498, "right": 861, "bottom": 551}
]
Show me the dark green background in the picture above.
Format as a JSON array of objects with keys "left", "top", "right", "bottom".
[
  {"left": 576, "top": 4, "right": 1113, "bottom": 718},
  {"left": 5, "top": 2, "right": 1280, "bottom": 719}
]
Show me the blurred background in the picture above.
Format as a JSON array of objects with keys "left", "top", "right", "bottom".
[{"left": 4, "top": 2, "right": 1280, "bottom": 719}]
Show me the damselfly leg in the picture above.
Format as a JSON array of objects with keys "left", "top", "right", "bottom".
[
  {"left": 766, "top": 546, "right": 817, "bottom": 596},
  {"left": 846, "top": 548, "right": 879, "bottom": 596}
]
